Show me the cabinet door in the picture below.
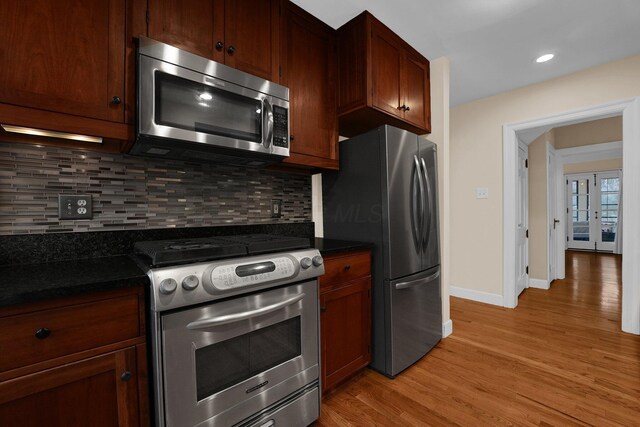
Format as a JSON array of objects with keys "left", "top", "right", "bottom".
[
  {"left": 402, "top": 53, "right": 430, "bottom": 131},
  {"left": 224, "top": 0, "right": 280, "bottom": 81},
  {"left": 320, "top": 277, "right": 371, "bottom": 392},
  {"left": 282, "top": 3, "right": 338, "bottom": 167},
  {"left": 148, "top": 0, "right": 225, "bottom": 62},
  {"left": 0, "top": 0, "right": 125, "bottom": 123},
  {"left": 0, "top": 347, "right": 139, "bottom": 427},
  {"left": 370, "top": 24, "right": 403, "bottom": 118}
]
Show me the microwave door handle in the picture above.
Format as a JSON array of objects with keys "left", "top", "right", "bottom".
[
  {"left": 186, "top": 293, "right": 305, "bottom": 329},
  {"left": 263, "top": 98, "right": 274, "bottom": 149}
]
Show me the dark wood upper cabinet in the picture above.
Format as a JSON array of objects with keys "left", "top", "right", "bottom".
[
  {"left": 148, "top": 0, "right": 281, "bottom": 82},
  {"left": 337, "top": 11, "right": 431, "bottom": 137},
  {"left": 0, "top": 0, "right": 140, "bottom": 150},
  {"left": 281, "top": 2, "right": 339, "bottom": 170},
  {"left": 148, "top": 0, "right": 224, "bottom": 62}
]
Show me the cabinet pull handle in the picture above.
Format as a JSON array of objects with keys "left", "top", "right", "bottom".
[
  {"left": 215, "top": 41, "right": 224, "bottom": 51},
  {"left": 111, "top": 96, "right": 122, "bottom": 105},
  {"left": 35, "top": 327, "right": 51, "bottom": 339},
  {"left": 227, "top": 46, "right": 236, "bottom": 55},
  {"left": 290, "top": 135, "right": 295, "bottom": 141},
  {"left": 405, "top": 106, "right": 410, "bottom": 111},
  {"left": 397, "top": 105, "right": 404, "bottom": 110},
  {"left": 121, "top": 371, "right": 132, "bottom": 381},
  {"left": 343, "top": 264, "right": 351, "bottom": 271},
  {"left": 320, "top": 306, "right": 327, "bottom": 312}
]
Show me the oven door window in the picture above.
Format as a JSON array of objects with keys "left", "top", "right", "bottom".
[
  {"left": 155, "top": 71, "right": 262, "bottom": 142},
  {"left": 195, "top": 316, "right": 301, "bottom": 401}
]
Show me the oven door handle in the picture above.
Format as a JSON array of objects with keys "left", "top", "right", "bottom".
[{"left": 186, "top": 293, "right": 305, "bottom": 329}]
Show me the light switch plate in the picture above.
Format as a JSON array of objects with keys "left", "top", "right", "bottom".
[
  {"left": 271, "top": 199, "right": 282, "bottom": 218},
  {"left": 476, "top": 187, "right": 489, "bottom": 199},
  {"left": 58, "top": 194, "right": 93, "bottom": 220}
]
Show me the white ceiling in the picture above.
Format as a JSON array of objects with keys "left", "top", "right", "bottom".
[{"left": 291, "top": 0, "right": 640, "bottom": 106}]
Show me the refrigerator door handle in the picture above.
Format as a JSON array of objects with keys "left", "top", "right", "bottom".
[
  {"left": 413, "top": 155, "right": 425, "bottom": 252},
  {"left": 395, "top": 270, "right": 440, "bottom": 290},
  {"left": 420, "top": 157, "right": 433, "bottom": 250}
]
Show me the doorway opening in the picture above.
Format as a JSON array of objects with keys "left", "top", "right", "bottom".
[{"left": 502, "top": 97, "right": 640, "bottom": 334}]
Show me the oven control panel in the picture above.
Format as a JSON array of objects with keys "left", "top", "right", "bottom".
[
  {"left": 148, "top": 249, "right": 324, "bottom": 312},
  {"left": 208, "top": 256, "right": 297, "bottom": 291}
]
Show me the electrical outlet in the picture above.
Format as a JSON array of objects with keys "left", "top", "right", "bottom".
[
  {"left": 58, "top": 194, "right": 93, "bottom": 220},
  {"left": 271, "top": 199, "right": 282, "bottom": 218}
]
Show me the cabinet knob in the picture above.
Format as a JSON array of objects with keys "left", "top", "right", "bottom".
[
  {"left": 405, "top": 106, "right": 411, "bottom": 112},
  {"left": 320, "top": 306, "right": 327, "bottom": 312},
  {"left": 290, "top": 135, "right": 295, "bottom": 141},
  {"left": 227, "top": 45, "right": 236, "bottom": 55},
  {"left": 121, "top": 371, "right": 132, "bottom": 381},
  {"left": 397, "top": 105, "right": 404, "bottom": 110},
  {"left": 343, "top": 264, "right": 351, "bottom": 271},
  {"left": 111, "top": 96, "right": 122, "bottom": 105},
  {"left": 215, "top": 41, "right": 224, "bottom": 51},
  {"left": 35, "top": 327, "right": 51, "bottom": 339}
]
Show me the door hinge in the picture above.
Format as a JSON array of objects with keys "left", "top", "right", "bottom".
[
  {"left": 526, "top": 229, "right": 529, "bottom": 238},
  {"left": 594, "top": 173, "right": 597, "bottom": 186},
  {"left": 567, "top": 236, "right": 569, "bottom": 242},
  {"left": 525, "top": 159, "right": 528, "bottom": 168},
  {"left": 566, "top": 179, "right": 568, "bottom": 185},
  {"left": 526, "top": 266, "right": 529, "bottom": 275},
  {"left": 567, "top": 207, "right": 569, "bottom": 214}
]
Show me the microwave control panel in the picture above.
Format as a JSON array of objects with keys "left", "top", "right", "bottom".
[{"left": 272, "top": 105, "right": 289, "bottom": 148}]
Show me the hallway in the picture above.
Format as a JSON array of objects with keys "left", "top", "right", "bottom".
[{"left": 317, "top": 251, "right": 640, "bottom": 426}]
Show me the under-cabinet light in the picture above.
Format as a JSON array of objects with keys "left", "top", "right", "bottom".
[{"left": 1, "top": 125, "right": 103, "bottom": 144}]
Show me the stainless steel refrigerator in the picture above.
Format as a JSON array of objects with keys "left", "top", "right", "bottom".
[{"left": 322, "top": 125, "right": 442, "bottom": 378}]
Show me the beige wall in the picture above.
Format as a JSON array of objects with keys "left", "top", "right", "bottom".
[
  {"left": 528, "top": 131, "right": 554, "bottom": 281},
  {"left": 450, "top": 54, "right": 640, "bottom": 296},
  {"left": 564, "top": 158, "right": 623, "bottom": 174},
  {"left": 555, "top": 116, "right": 622, "bottom": 149},
  {"left": 428, "top": 57, "right": 451, "bottom": 325}
]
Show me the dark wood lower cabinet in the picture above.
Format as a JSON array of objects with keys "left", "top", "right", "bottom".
[
  {"left": 0, "top": 347, "right": 139, "bottom": 427},
  {"left": 319, "top": 250, "right": 372, "bottom": 394},
  {"left": 0, "top": 287, "right": 148, "bottom": 426}
]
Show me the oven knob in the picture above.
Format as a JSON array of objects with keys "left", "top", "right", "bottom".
[
  {"left": 159, "top": 278, "right": 177, "bottom": 295},
  {"left": 182, "top": 275, "right": 199, "bottom": 291},
  {"left": 300, "top": 257, "right": 312, "bottom": 269},
  {"left": 312, "top": 255, "right": 324, "bottom": 267}
]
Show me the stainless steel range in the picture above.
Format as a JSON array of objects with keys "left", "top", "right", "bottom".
[{"left": 134, "top": 234, "right": 324, "bottom": 427}]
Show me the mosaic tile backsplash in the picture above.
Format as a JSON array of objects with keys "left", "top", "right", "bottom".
[{"left": 0, "top": 142, "right": 312, "bottom": 235}]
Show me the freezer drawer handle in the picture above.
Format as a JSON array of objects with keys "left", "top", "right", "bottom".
[
  {"left": 395, "top": 271, "right": 440, "bottom": 290},
  {"left": 187, "top": 293, "right": 305, "bottom": 329}
]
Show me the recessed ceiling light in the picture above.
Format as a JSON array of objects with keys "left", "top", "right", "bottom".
[
  {"left": 536, "top": 53, "right": 555, "bottom": 63},
  {"left": 198, "top": 93, "right": 213, "bottom": 101}
]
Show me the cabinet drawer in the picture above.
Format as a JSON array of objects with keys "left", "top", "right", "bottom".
[
  {"left": 320, "top": 251, "right": 371, "bottom": 288},
  {"left": 0, "top": 294, "right": 141, "bottom": 373}
]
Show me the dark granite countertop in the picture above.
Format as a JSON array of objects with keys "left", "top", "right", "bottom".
[
  {"left": 312, "top": 238, "right": 374, "bottom": 255},
  {"left": 0, "top": 256, "right": 149, "bottom": 308}
]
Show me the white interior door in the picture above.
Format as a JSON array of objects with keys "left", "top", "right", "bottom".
[
  {"left": 516, "top": 143, "right": 529, "bottom": 296},
  {"left": 566, "top": 171, "right": 621, "bottom": 252},
  {"left": 548, "top": 144, "right": 558, "bottom": 281}
]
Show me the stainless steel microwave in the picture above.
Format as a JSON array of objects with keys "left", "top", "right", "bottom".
[{"left": 131, "top": 37, "right": 289, "bottom": 166}]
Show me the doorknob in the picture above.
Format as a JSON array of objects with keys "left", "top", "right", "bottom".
[{"left": 553, "top": 218, "right": 560, "bottom": 229}]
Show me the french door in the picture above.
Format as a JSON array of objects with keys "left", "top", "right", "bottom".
[{"left": 566, "top": 171, "right": 620, "bottom": 252}]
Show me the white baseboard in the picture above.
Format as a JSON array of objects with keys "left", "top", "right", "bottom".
[
  {"left": 449, "top": 286, "right": 504, "bottom": 306},
  {"left": 442, "top": 319, "right": 453, "bottom": 338},
  {"left": 529, "top": 278, "right": 550, "bottom": 290}
]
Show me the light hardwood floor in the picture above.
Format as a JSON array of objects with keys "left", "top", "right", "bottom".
[{"left": 316, "top": 251, "right": 640, "bottom": 426}]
